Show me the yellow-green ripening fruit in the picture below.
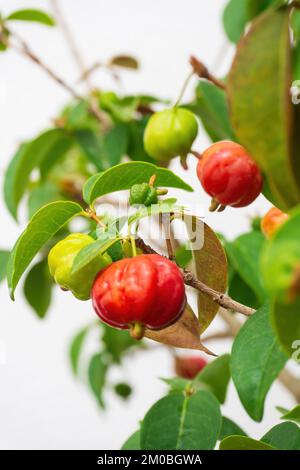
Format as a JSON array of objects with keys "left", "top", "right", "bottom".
[
  {"left": 143, "top": 108, "right": 198, "bottom": 162},
  {"left": 48, "top": 233, "right": 112, "bottom": 300}
]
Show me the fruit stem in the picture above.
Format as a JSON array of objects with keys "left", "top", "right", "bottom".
[
  {"left": 84, "top": 208, "right": 106, "bottom": 228},
  {"left": 209, "top": 198, "right": 220, "bottom": 212},
  {"left": 130, "top": 321, "right": 145, "bottom": 340},
  {"left": 191, "top": 150, "right": 202, "bottom": 160},
  {"left": 174, "top": 70, "right": 194, "bottom": 107},
  {"left": 149, "top": 174, "right": 157, "bottom": 187},
  {"left": 130, "top": 235, "right": 137, "bottom": 257}
]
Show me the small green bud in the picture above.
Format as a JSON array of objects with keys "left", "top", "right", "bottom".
[{"left": 129, "top": 183, "right": 158, "bottom": 207}]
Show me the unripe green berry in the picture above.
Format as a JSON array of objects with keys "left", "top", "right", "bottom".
[
  {"left": 129, "top": 183, "right": 158, "bottom": 207},
  {"left": 143, "top": 108, "right": 198, "bottom": 162}
]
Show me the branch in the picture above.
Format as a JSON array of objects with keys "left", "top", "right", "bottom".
[
  {"left": 190, "top": 55, "right": 226, "bottom": 90},
  {"left": 9, "top": 30, "right": 109, "bottom": 127},
  {"left": 135, "top": 237, "right": 255, "bottom": 317}
]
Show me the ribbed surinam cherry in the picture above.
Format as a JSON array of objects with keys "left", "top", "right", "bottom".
[
  {"left": 144, "top": 108, "right": 198, "bottom": 162},
  {"left": 175, "top": 356, "right": 207, "bottom": 380},
  {"left": 197, "top": 141, "right": 263, "bottom": 210},
  {"left": 261, "top": 207, "right": 289, "bottom": 239},
  {"left": 91, "top": 254, "right": 186, "bottom": 340}
]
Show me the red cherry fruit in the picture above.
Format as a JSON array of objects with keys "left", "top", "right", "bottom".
[
  {"left": 197, "top": 141, "right": 263, "bottom": 208},
  {"left": 175, "top": 356, "right": 207, "bottom": 380},
  {"left": 91, "top": 254, "right": 186, "bottom": 340}
]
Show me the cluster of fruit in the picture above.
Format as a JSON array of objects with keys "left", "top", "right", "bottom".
[{"left": 47, "top": 106, "right": 289, "bottom": 343}]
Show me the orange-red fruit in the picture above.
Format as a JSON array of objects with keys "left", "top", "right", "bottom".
[
  {"left": 175, "top": 356, "right": 207, "bottom": 380},
  {"left": 197, "top": 141, "right": 263, "bottom": 208},
  {"left": 261, "top": 207, "right": 289, "bottom": 238},
  {"left": 91, "top": 254, "right": 186, "bottom": 336}
]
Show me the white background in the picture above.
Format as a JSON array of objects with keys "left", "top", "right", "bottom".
[{"left": 0, "top": 0, "right": 297, "bottom": 450}]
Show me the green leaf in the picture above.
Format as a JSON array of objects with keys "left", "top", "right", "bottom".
[
  {"left": 102, "top": 123, "right": 129, "bottom": 167},
  {"left": 128, "top": 199, "right": 179, "bottom": 226},
  {"left": 39, "top": 134, "right": 73, "bottom": 178},
  {"left": 75, "top": 129, "right": 104, "bottom": 171},
  {"left": 231, "top": 303, "right": 287, "bottom": 421},
  {"left": 279, "top": 405, "right": 300, "bottom": 425},
  {"left": 27, "top": 182, "right": 63, "bottom": 219},
  {"left": 83, "top": 162, "right": 193, "bottom": 205},
  {"left": 271, "top": 298, "right": 300, "bottom": 358},
  {"left": 225, "top": 231, "right": 265, "bottom": 303},
  {"left": 162, "top": 377, "right": 190, "bottom": 395},
  {"left": 247, "top": 0, "right": 283, "bottom": 20},
  {"left": 0, "top": 250, "right": 10, "bottom": 283},
  {"left": 71, "top": 236, "right": 118, "bottom": 274},
  {"left": 184, "top": 215, "right": 227, "bottom": 332},
  {"left": 69, "top": 326, "right": 89, "bottom": 375},
  {"left": 223, "top": 0, "right": 248, "bottom": 44},
  {"left": 219, "top": 436, "right": 276, "bottom": 450},
  {"left": 121, "top": 430, "right": 141, "bottom": 450},
  {"left": 23, "top": 259, "right": 52, "bottom": 318},
  {"left": 261, "top": 422, "right": 300, "bottom": 450},
  {"left": 127, "top": 117, "right": 155, "bottom": 163},
  {"left": 4, "top": 129, "right": 70, "bottom": 219},
  {"left": 228, "top": 7, "right": 300, "bottom": 210},
  {"left": 188, "top": 81, "right": 236, "bottom": 142},
  {"left": 219, "top": 417, "right": 247, "bottom": 441},
  {"left": 99, "top": 92, "right": 139, "bottom": 122},
  {"left": 102, "top": 324, "right": 136, "bottom": 363},
  {"left": 228, "top": 272, "right": 260, "bottom": 310},
  {"left": 140, "top": 390, "right": 221, "bottom": 450},
  {"left": 88, "top": 353, "right": 107, "bottom": 407},
  {"left": 110, "top": 55, "right": 139, "bottom": 70},
  {"left": 7, "top": 201, "right": 83, "bottom": 299},
  {"left": 193, "top": 355, "right": 231, "bottom": 404},
  {"left": 174, "top": 244, "right": 193, "bottom": 269},
  {"left": 114, "top": 382, "right": 132, "bottom": 399},
  {"left": 7, "top": 9, "right": 55, "bottom": 26}
]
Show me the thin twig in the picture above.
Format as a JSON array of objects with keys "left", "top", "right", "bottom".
[
  {"left": 190, "top": 55, "right": 226, "bottom": 90},
  {"left": 135, "top": 237, "right": 255, "bottom": 317},
  {"left": 9, "top": 29, "right": 110, "bottom": 127}
]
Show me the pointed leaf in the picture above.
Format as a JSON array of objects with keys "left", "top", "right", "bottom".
[
  {"left": 261, "top": 422, "right": 300, "bottom": 450},
  {"left": 88, "top": 353, "right": 107, "bottom": 408},
  {"left": 23, "top": 259, "right": 52, "bottom": 318},
  {"left": 228, "top": 7, "right": 300, "bottom": 210},
  {"left": 7, "top": 9, "right": 55, "bottom": 26},
  {"left": 69, "top": 326, "right": 90, "bottom": 375},
  {"left": 0, "top": 250, "right": 10, "bottom": 283},
  {"left": 193, "top": 354, "right": 231, "bottom": 404},
  {"left": 279, "top": 405, "right": 300, "bottom": 425},
  {"left": 83, "top": 162, "right": 193, "bottom": 205},
  {"left": 219, "top": 417, "right": 247, "bottom": 441},
  {"left": 231, "top": 303, "right": 287, "bottom": 421},
  {"left": 7, "top": 201, "right": 83, "bottom": 299},
  {"left": 110, "top": 55, "right": 139, "bottom": 70},
  {"left": 140, "top": 390, "right": 221, "bottom": 450}
]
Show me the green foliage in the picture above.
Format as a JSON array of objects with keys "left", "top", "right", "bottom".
[
  {"left": 23, "top": 259, "right": 53, "bottom": 318},
  {"left": 0, "top": 250, "right": 10, "bottom": 283},
  {"left": 188, "top": 81, "right": 236, "bottom": 142},
  {"left": 69, "top": 326, "right": 90, "bottom": 375},
  {"left": 121, "top": 430, "right": 141, "bottom": 450},
  {"left": 261, "top": 422, "right": 300, "bottom": 450},
  {"left": 7, "top": 201, "right": 83, "bottom": 299},
  {"left": 231, "top": 303, "right": 287, "bottom": 421},
  {"left": 228, "top": 6, "right": 300, "bottom": 210},
  {"left": 88, "top": 353, "right": 107, "bottom": 408},
  {"left": 140, "top": 390, "right": 221, "bottom": 450},
  {"left": 83, "top": 161, "right": 193, "bottom": 205},
  {"left": 114, "top": 382, "right": 132, "bottom": 399},
  {"left": 219, "top": 417, "right": 247, "bottom": 441},
  {"left": 278, "top": 405, "right": 300, "bottom": 425},
  {"left": 6, "top": 9, "right": 55, "bottom": 26},
  {"left": 219, "top": 436, "right": 276, "bottom": 450},
  {"left": 102, "top": 325, "right": 137, "bottom": 364},
  {"left": 193, "top": 355, "right": 231, "bottom": 404},
  {"left": 223, "top": 0, "right": 249, "bottom": 44}
]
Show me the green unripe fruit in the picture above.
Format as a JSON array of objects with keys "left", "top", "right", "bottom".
[
  {"left": 129, "top": 183, "right": 158, "bottom": 207},
  {"left": 143, "top": 108, "right": 198, "bottom": 162},
  {"left": 48, "top": 233, "right": 112, "bottom": 300}
]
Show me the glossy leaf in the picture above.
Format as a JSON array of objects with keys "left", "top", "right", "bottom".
[
  {"left": 69, "top": 326, "right": 90, "bottom": 375},
  {"left": 83, "top": 162, "right": 193, "bottom": 205},
  {"left": 261, "top": 422, "right": 300, "bottom": 450},
  {"left": 71, "top": 236, "right": 118, "bottom": 274},
  {"left": 219, "top": 417, "right": 247, "bottom": 441},
  {"left": 121, "top": 430, "right": 141, "bottom": 450},
  {"left": 228, "top": 271, "right": 260, "bottom": 310},
  {"left": 223, "top": 0, "right": 248, "bottom": 44},
  {"left": 219, "top": 436, "right": 276, "bottom": 450},
  {"left": 23, "top": 259, "right": 52, "bottom": 318},
  {"left": 0, "top": 250, "right": 10, "bottom": 283},
  {"left": 128, "top": 199, "right": 179, "bottom": 226},
  {"left": 271, "top": 298, "right": 300, "bottom": 358},
  {"left": 7, "top": 201, "right": 83, "bottom": 299},
  {"left": 279, "top": 405, "right": 300, "bottom": 425},
  {"left": 88, "top": 353, "right": 107, "bottom": 408},
  {"left": 231, "top": 303, "right": 287, "bottom": 421},
  {"left": 140, "top": 390, "right": 221, "bottom": 450},
  {"left": 189, "top": 81, "right": 236, "bottom": 142},
  {"left": 228, "top": 7, "right": 300, "bottom": 210},
  {"left": 4, "top": 129, "right": 70, "bottom": 219},
  {"left": 193, "top": 354, "right": 231, "bottom": 404},
  {"left": 27, "top": 182, "right": 63, "bottom": 219},
  {"left": 226, "top": 231, "right": 265, "bottom": 303},
  {"left": 7, "top": 9, "right": 55, "bottom": 26},
  {"left": 184, "top": 215, "right": 227, "bottom": 332}
]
